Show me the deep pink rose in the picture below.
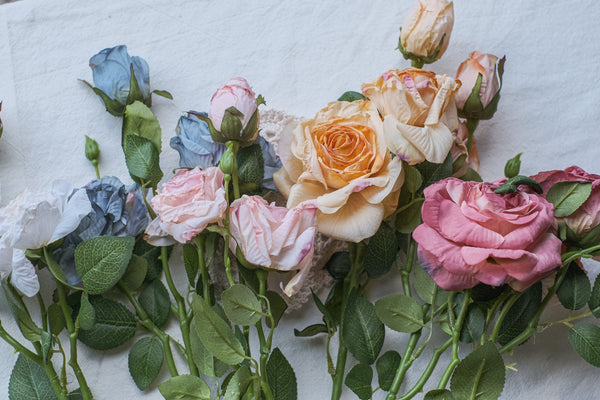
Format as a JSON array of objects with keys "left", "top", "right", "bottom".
[
  {"left": 208, "top": 77, "right": 257, "bottom": 131},
  {"left": 229, "top": 195, "right": 317, "bottom": 296},
  {"left": 533, "top": 166, "right": 600, "bottom": 236},
  {"left": 413, "top": 178, "right": 562, "bottom": 291},
  {"left": 144, "top": 167, "right": 227, "bottom": 245}
]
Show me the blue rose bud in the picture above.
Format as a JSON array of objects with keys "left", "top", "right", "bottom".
[{"left": 170, "top": 111, "right": 226, "bottom": 169}]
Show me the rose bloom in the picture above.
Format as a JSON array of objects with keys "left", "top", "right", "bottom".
[
  {"left": 208, "top": 77, "right": 257, "bottom": 132},
  {"left": 362, "top": 68, "right": 460, "bottom": 164},
  {"left": 229, "top": 195, "right": 317, "bottom": 296},
  {"left": 274, "top": 100, "right": 404, "bottom": 243},
  {"left": 455, "top": 51, "right": 501, "bottom": 111},
  {"left": 413, "top": 178, "right": 562, "bottom": 291},
  {"left": 533, "top": 166, "right": 600, "bottom": 237},
  {"left": 400, "top": 0, "right": 454, "bottom": 61},
  {"left": 144, "top": 167, "right": 227, "bottom": 245}
]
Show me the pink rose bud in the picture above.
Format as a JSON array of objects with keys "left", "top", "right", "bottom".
[
  {"left": 455, "top": 51, "right": 505, "bottom": 119},
  {"left": 229, "top": 195, "right": 317, "bottom": 296},
  {"left": 399, "top": 0, "right": 454, "bottom": 65},
  {"left": 207, "top": 77, "right": 261, "bottom": 144},
  {"left": 413, "top": 178, "right": 562, "bottom": 291},
  {"left": 144, "top": 167, "right": 227, "bottom": 245}
]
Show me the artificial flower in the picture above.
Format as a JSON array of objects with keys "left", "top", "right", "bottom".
[
  {"left": 229, "top": 195, "right": 317, "bottom": 296},
  {"left": 362, "top": 68, "right": 460, "bottom": 164},
  {"left": 170, "top": 111, "right": 227, "bottom": 169},
  {"left": 89, "top": 45, "right": 150, "bottom": 104},
  {"left": 144, "top": 167, "right": 227, "bottom": 245},
  {"left": 450, "top": 120, "right": 479, "bottom": 177},
  {"left": 413, "top": 178, "right": 562, "bottom": 291},
  {"left": 400, "top": 0, "right": 454, "bottom": 63},
  {"left": 273, "top": 100, "right": 404, "bottom": 243}
]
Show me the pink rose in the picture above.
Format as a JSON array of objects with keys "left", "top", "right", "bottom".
[
  {"left": 455, "top": 51, "right": 501, "bottom": 110},
  {"left": 229, "top": 195, "right": 317, "bottom": 296},
  {"left": 208, "top": 77, "right": 257, "bottom": 131},
  {"left": 413, "top": 178, "right": 562, "bottom": 291},
  {"left": 144, "top": 167, "right": 227, "bottom": 245},
  {"left": 533, "top": 166, "right": 600, "bottom": 237}
]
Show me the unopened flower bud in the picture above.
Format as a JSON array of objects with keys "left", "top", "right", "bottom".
[{"left": 85, "top": 135, "right": 100, "bottom": 163}]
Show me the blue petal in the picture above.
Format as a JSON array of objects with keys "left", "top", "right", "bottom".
[
  {"left": 170, "top": 112, "right": 226, "bottom": 169},
  {"left": 131, "top": 56, "right": 151, "bottom": 97}
]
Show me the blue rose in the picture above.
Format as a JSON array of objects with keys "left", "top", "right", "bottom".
[
  {"left": 55, "top": 176, "right": 149, "bottom": 285},
  {"left": 170, "top": 111, "right": 226, "bottom": 169},
  {"left": 89, "top": 45, "right": 150, "bottom": 105},
  {"left": 256, "top": 135, "right": 282, "bottom": 191}
]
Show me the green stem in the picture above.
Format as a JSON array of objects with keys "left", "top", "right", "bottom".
[
  {"left": 55, "top": 281, "right": 93, "bottom": 400},
  {"left": 222, "top": 173, "right": 236, "bottom": 287},
  {"left": 161, "top": 246, "right": 198, "bottom": 376},
  {"left": 36, "top": 293, "right": 48, "bottom": 332},
  {"left": 437, "top": 290, "right": 472, "bottom": 390},
  {"left": 330, "top": 342, "right": 348, "bottom": 400},
  {"left": 194, "top": 236, "right": 210, "bottom": 302},
  {"left": 465, "top": 118, "right": 479, "bottom": 154},
  {"left": 411, "top": 59, "right": 424, "bottom": 69},
  {"left": 401, "top": 236, "right": 417, "bottom": 296},
  {"left": 92, "top": 160, "right": 101, "bottom": 180},
  {"left": 488, "top": 290, "right": 522, "bottom": 342},
  {"left": 140, "top": 181, "right": 157, "bottom": 220},
  {"left": 118, "top": 281, "right": 179, "bottom": 377},
  {"left": 228, "top": 141, "right": 241, "bottom": 200},
  {"left": 481, "top": 289, "right": 512, "bottom": 345},
  {"left": 255, "top": 270, "right": 274, "bottom": 400}
]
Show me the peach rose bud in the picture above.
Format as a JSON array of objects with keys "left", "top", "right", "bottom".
[
  {"left": 455, "top": 51, "right": 505, "bottom": 119},
  {"left": 399, "top": 0, "right": 454, "bottom": 65}
]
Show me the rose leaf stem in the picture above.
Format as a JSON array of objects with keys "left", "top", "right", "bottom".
[
  {"left": 498, "top": 264, "right": 570, "bottom": 354},
  {"left": 160, "top": 246, "right": 198, "bottom": 376},
  {"left": 488, "top": 290, "right": 523, "bottom": 343},
  {"left": 54, "top": 281, "right": 93, "bottom": 400},
  {"left": 92, "top": 160, "right": 101, "bottom": 180},
  {"left": 193, "top": 236, "right": 210, "bottom": 302},
  {"left": 227, "top": 140, "right": 241, "bottom": 200},
  {"left": 118, "top": 281, "right": 179, "bottom": 377},
  {"left": 331, "top": 242, "right": 365, "bottom": 400},
  {"left": 480, "top": 289, "right": 513, "bottom": 346},
  {"left": 397, "top": 337, "right": 453, "bottom": 400},
  {"left": 36, "top": 292, "right": 49, "bottom": 332},
  {"left": 465, "top": 118, "right": 479, "bottom": 155},
  {"left": 255, "top": 269, "right": 274, "bottom": 400},
  {"left": 140, "top": 180, "right": 157, "bottom": 220},
  {"left": 411, "top": 60, "right": 425, "bottom": 69},
  {"left": 222, "top": 174, "right": 236, "bottom": 287},
  {"left": 437, "top": 290, "right": 472, "bottom": 391}
]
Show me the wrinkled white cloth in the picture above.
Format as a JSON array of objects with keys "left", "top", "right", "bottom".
[{"left": 0, "top": 0, "right": 599, "bottom": 399}]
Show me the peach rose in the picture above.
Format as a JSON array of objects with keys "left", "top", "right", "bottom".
[
  {"left": 455, "top": 51, "right": 502, "bottom": 113},
  {"left": 144, "top": 167, "right": 227, "bottom": 245},
  {"left": 229, "top": 195, "right": 317, "bottom": 296},
  {"left": 362, "top": 68, "right": 460, "bottom": 164},
  {"left": 400, "top": 0, "right": 454, "bottom": 62},
  {"left": 273, "top": 100, "right": 404, "bottom": 243},
  {"left": 450, "top": 120, "right": 479, "bottom": 177}
]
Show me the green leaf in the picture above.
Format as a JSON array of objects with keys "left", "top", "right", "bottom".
[
  {"left": 74, "top": 236, "right": 135, "bottom": 295},
  {"left": 363, "top": 223, "right": 399, "bottom": 278},
  {"left": 120, "top": 254, "right": 148, "bottom": 292},
  {"left": 493, "top": 175, "right": 542, "bottom": 195},
  {"left": 266, "top": 348, "right": 297, "bottom": 400},
  {"left": 222, "top": 284, "right": 263, "bottom": 326},
  {"left": 126, "top": 65, "right": 147, "bottom": 106},
  {"left": 450, "top": 342, "right": 505, "bottom": 400},
  {"left": 459, "top": 168, "right": 483, "bottom": 182},
  {"left": 413, "top": 262, "right": 449, "bottom": 306},
  {"left": 128, "top": 336, "right": 164, "bottom": 390},
  {"left": 345, "top": 363, "right": 372, "bottom": 400},
  {"left": 81, "top": 79, "right": 125, "bottom": 116},
  {"left": 138, "top": 279, "right": 171, "bottom": 329},
  {"left": 9, "top": 354, "right": 58, "bottom": 400},
  {"left": 293, "top": 324, "right": 329, "bottom": 337},
  {"left": 133, "top": 241, "right": 170, "bottom": 282},
  {"left": 2, "top": 283, "right": 42, "bottom": 342},
  {"left": 124, "top": 134, "right": 163, "bottom": 188},
  {"left": 342, "top": 289, "right": 385, "bottom": 365},
  {"left": 153, "top": 90, "right": 173, "bottom": 100},
  {"left": 123, "top": 101, "right": 162, "bottom": 153},
  {"left": 416, "top": 153, "right": 453, "bottom": 189},
  {"left": 40, "top": 331, "right": 52, "bottom": 364},
  {"left": 237, "top": 143, "right": 264, "bottom": 193},
  {"left": 424, "top": 389, "right": 455, "bottom": 400},
  {"left": 394, "top": 199, "right": 424, "bottom": 234},
  {"left": 325, "top": 252, "right": 351, "bottom": 281},
  {"left": 459, "top": 303, "right": 486, "bottom": 344},
  {"left": 158, "top": 375, "right": 212, "bottom": 400},
  {"left": 403, "top": 163, "right": 423, "bottom": 194},
  {"left": 503, "top": 153, "right": 522, "bottom": 179},
  {"left": 48, "top": 303, "right": 66, "bottom": 335},
  {"left": 77, "top": 293, "right": 95, "bottom": 330},
  {"left": 224, "top": 365, "right": 252, "bottom": 400},
  {"left": 376, "top": 350, "right": 401, "bottom": 391},
  {"left": 265, "top": 290, "right": 288, "bottom": 328},
  {"left": 183, "top": 244, "right": 199, "bottom": 287},
  {"left": 497, "top": 282, "right": 541, "bottom": 346},
  {"left": 78, "top": 296, "right": 136, "bottom": 350},
  {"left": 191, "top": 294, "right": 245, "bottom": 366},
  {"left": 556, "top": 262, "right": 591, "bottom": 310},
  {"left": 190, "top": 317, "right": 216, "bottom": 377},
  {"left": 569, "top": 322, "right": 600, "bottom": 367},
  {"left": 546, "top": 181, "right": 592, "bottom": 217},
  {"left": 338, "top": 91, "right": 366, "bottom": 102},
  {"left": 589, "top": 274, "right": 600, "bottom": 318},
  {"left": 375, "top": 294, "right": 424, "bottom": 333},
  {"left": 579, "top": 223, "right": 600, "bottom": 249},
  {"left": 312, "top": 290, "right": 336, "bottom": 328}
]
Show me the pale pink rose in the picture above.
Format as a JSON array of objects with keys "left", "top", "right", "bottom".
[
  {"left": 400, "top": 0, "right": 454, "bottom": 61},
  {"left": 413, "top": 178, "right": 562, "bottom": 291},
  {"left": 273, "top": 100, "right": 404, "bottom": 243},
  {"left": 533, "top": 166, "right": 600, "bottom": 237},
  {"left": 455, "top": 51, "right": 501, "bottom": 111},
  {"left": 229, "top": 195, "right": 317, "bottom": 296},
  {"left": 144, "top": 167, "right": 227, "bottom": 245},
  {"left": 208, "top": 77, "right": 257, "bottom": 131},
  {"left": 362, "top": 68, "right": 460, "bottom": 164}
]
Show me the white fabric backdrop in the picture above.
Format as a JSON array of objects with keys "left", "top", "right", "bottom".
[{"left": 1, "top": 0, "right": 600, "bottom": 398}]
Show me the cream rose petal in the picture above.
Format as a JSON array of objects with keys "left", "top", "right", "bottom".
[
  {"left": 385, "top": 117, "right": 454, "bottom": 164},
  {"left": 360, "top": 157, "right": 405, "bottom": 205}
]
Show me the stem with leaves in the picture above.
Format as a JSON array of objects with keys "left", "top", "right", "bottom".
[{"left": 255, "top": 269, "right": 274, "bottom": 400}]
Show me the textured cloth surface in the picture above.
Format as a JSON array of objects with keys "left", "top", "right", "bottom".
[{"left": 1, "top": 0, "right": 600, "bottom": 398}]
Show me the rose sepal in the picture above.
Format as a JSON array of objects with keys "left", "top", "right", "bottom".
[
  {"left": 494, "top": 175, "right": 542, "bottom": 195},
  {"left": 397, "top": 28, "right": 448, "bottom": 67},
  {"left": 458, "top": 56, "right": 506, "bottom": 120}
]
